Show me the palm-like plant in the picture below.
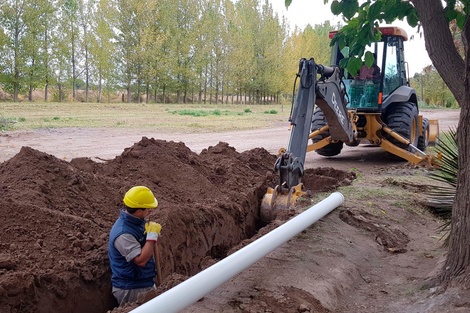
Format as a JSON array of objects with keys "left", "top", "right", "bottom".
[{"left": 426, "top": 128, "right": 458, "bottom": 239}]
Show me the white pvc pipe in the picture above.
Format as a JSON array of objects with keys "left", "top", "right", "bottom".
[{"left": 130, "top": 192, "right": 344, "bottom": 313}]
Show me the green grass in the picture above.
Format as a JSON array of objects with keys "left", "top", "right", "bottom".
[
  {"left": 0, "top": 114, "right": 16, "bottom": 131},
  {"left": 171, "top": 109, "right": 234, "bottom": 117},
  {"left": 0, "top": 102, "right": 289, "bottom": 132},
  {"left": 264, "top": 109, "right": 278, "bottom": 114},
  {"left": 334, "top": 174, "right": 433, "bottom": 219}
]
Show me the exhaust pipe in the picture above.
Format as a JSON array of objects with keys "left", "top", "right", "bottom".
[{"left": 130, "top": 192, "right": 345, "bottom": 313}]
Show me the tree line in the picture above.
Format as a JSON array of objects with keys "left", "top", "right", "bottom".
[
  {"left": 0, "top": 0, "right": 336, "bottom": 104},
  {"left": 411, "top": 66, "right": 458, "bottom": 108}
]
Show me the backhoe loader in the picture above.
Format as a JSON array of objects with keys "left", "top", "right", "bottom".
[{"left": 261, "top": 26, "right": 439, "bottom": 222}]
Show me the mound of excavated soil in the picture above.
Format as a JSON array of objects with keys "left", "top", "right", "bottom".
[{"left": 0, "top": 137, "right": 355, "bottom": 313}]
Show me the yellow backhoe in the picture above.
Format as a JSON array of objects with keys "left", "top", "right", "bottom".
[{"left": 261, "top": 26, "right": 439, "bottom": 222}]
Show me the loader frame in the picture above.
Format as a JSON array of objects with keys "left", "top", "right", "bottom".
[{"left": 307, "top": 111, "right": 434, "bottom": 164}]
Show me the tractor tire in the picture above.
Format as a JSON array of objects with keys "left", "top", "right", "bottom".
[
  {"left": 383, "top": 102, "right": 419, "bottom": 151},
  {"left": 417, "top": 117, "right": 430, "bottom": 151},
  {"left": 311, "top": 108, "right": 343, "bottom": 156}
]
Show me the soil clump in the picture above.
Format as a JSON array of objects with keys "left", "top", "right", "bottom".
[{"left": 0, "top": 137, "right": 354, "bottom": 313}]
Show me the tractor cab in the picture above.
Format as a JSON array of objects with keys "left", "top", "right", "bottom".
[{"left": 329, "top": 27, "right": 410, "bottom": 111}]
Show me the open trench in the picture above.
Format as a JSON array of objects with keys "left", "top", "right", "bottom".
[{"left": 0, "top": 138, "right": 355, "bottom": 313}]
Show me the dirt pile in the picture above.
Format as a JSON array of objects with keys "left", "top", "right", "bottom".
[{"left": 0, "top": 137, "right": 355, "bottom": 313}]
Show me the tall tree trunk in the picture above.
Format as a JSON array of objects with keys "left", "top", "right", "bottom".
[
  {"left": 98, "top": 70, "right": 102, "bottom": 103},
  {"left": 146, "top": 84, "right": 149, "bottom": 104},
  {"left": 154, "top": 78, "right": 158, "bottom": 103},
  {"left": 209, "top": 63, "right": 213, "bottom": 104},
  {"left": 58, "top": 84, "right": 63, "bottom": 102},
  {"left": 85, "top": 46, "right": 89, "bottom": 103},
  {"left": 154, "top": 81, "right": 158, "bottom": 103},
  {"left": 204, "top": 64, "right": 208, "bottom": 104},
  {"left": 221, "top": 83, "right": 224, "bottom": 104},
  {"left": 198, "top": 82, "right": 202, "bottom": 104},
  {"left": 162, "top": 84, "right": 166, "bottom": 104},
  {"left": 440, "top": 10, "right": 470, "bottom": 287},
  {"left": 411, "top": 0, "right": 465, "bottom": 104},
  {"left": 28, "top": 59, "right": 35, "bottom": 101},
  {"left": 71, "top": 26, "right": 76, "bottom": 102},
  {"left": 410, "top": 0, "right": 470, "bottom": 288},
  {"left": 44, "top": 28, "right": 49, "bottom": 102},
  {"left": 215, "top": 80, "right": 219, "bottom": 105},
  {"left": 441, "top": 91, "right": 470, "bottom": 287},
  {"left": 13, "top": 29, "right": 20, "bottom": 102},
  {"left": 198, "top": 73, "right": 202, "bottom": 104},
  {"left": 137, "top": 73, "right": 141, "bottom": 103}
]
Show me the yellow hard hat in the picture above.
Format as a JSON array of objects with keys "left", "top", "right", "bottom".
[{"left": 123, "top": 186, "right": 158, "bottom": 209}]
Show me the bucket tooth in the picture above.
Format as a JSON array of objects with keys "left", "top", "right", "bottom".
[{"left": 260, "top": 184, "right": 307, "bottom": 223}]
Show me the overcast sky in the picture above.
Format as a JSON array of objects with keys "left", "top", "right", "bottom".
[{"left": 268, "top": 0, "right": 432, "bottom": 75}]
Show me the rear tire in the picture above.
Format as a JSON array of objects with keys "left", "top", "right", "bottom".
[
  {"left": 311, "top": 108, "right": 343, "bottom": 156},
  {"left": 417, "top": 118, "right": 430, "bottom": 151},
  {"left": 384, "top": 102, "right": 419, "bottom": 151}
]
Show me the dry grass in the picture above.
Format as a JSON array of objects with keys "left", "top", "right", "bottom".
[{"left": 0, "top": 102, "right": 291, "bottom": 132}]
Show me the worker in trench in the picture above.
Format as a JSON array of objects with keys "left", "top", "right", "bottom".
[{"left": 108, "top": 186, "right": 162, "bottom": 306}]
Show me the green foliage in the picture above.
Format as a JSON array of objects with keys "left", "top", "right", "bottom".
[
  {"left": 431, "top": 129, "right": 458, "bottom": 190},
  {"left": 282, "top": 21, "right": 336, "bottom": 94},
  {"left": 316, "top": 0, "right": 416, "bottom": 75},
  {"left": 0, "top": 0, "right": 298, "bottom": 104},
  {"left": 170, "top": 109, "right": 233, "bottom": 117},
  {"left": 264, "top": 109, "right": 278, "bottom": 114},
  {"left": 0, "top": 114, "right": 15, "bottom": 131},
  {"left": 411, "top": 68, "right": 457, "bottom": 107},
  {"left": 244, "top": 108, "right": 252, "bottom": 113},
  {"left": 330, "top": 0, "right": 359, "bottom": 19},
  {"left": 364, "top": 51, "right": 375, "bottom": 67},
  {"left": 64, "top": 0, "right": 78, "bottom": 13},
  {"left": 52, "top": 88, "right": 69, "bottom": 102},
  {"left": 349, "top": 167, "right": 363, "bottom": 178},
  {"left": 426, "top": 128, "right": 458, "bottom": 238}
]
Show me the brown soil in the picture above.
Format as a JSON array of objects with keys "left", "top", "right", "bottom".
[{"left": 0, "top": 109, "right": 466, "bottom": 313}]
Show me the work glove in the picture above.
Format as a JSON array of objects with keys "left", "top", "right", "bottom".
[{"left": 144, "top": 222, "right": 162, "bottom": 242}]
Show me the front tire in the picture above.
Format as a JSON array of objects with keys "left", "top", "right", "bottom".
[
  {"left": 417, "top": 117, "right": 430, "bottom": 151},
  {"left": 384, "top": 102, "right": 419, "bottom": 151},
  {"left": 311, "top": 108, "right": 343, "bottom": 156}
]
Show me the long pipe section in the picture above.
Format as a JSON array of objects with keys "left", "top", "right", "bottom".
[{"left": 130, "top": 192, "right": 345, "bottom": 313}]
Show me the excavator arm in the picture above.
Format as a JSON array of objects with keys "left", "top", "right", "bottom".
[{"left": 260, "top": 58, "right": 353, "bottom": 222}]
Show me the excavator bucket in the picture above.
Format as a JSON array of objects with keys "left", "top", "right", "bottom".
[{"left": 260, "top": 184, "right": 306, "bottom": 222}]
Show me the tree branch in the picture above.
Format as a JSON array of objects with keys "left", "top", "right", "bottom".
[{"left": 411, "top": 0, "right": 465, "bottom": 104}]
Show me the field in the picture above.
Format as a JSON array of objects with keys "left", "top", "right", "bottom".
[
  {"left": 0, "top": 103, "right": 466, "bottom": 313},
  {"left": 0, "top": 102, "right": 289, "bottom": 132}
]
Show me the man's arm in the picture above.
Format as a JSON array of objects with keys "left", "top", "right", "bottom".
[
  {"left": 114, "top": 234, "right": 156, "bottom": 267},
  {"left": 133, "top": 241, "right": 156, "bottom": 267}
]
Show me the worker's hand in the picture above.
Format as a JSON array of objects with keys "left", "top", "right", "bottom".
[{"left": 144, "top": 222, "right": 162, "bottom": 242}]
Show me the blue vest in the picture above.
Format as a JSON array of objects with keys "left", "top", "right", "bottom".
[{"left": 108, "top": 210, "right": 156, "bottom": 289}]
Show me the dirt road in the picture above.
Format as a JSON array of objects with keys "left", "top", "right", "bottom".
[{"left": 0, "top": 109, "right": 459, "bottom": 167}]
